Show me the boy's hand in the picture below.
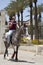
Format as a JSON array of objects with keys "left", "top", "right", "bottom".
[{"left": 9, "top": 22, "right": 13, "bottom": 28}]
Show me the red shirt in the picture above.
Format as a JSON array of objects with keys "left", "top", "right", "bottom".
[{"left": 9, "top": 21, "right": 16, "bottom": 30}]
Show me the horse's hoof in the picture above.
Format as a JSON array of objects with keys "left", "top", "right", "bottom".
[
  {"left": 4, "top": 55, "right": 6, "bottom": 59},
  {"left": 15, "top": 58, "right": 18, "bottom": 61},
  {"left": 11, "top": 57, "right": 14, "bottom": 59}
]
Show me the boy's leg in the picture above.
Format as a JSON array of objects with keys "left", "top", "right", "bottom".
[
  {"left": 8, "top": 30, "right": 14, "bottom": 43},
  {"left": 9, "top": 30, "right": 16, "bottom": 43},
  {"left": 5, "top": 30, "right": 12, "bottom": 43}
]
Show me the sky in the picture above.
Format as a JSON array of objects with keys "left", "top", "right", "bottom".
[{"left": 0, "top": 0, "right": 43, "bottom": 21}]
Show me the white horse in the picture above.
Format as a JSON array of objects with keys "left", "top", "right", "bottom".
[{"left": 4, "top": 25, "right": 24, "bottom": 61}]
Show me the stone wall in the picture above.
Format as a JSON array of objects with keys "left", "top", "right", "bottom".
[{"left": 0, "top": 10, "right": 6, "bottom": 53}]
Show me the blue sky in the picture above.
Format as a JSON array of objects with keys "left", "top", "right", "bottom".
[{"left": 0, "top": 0, "right": 43, "bottom": 21}]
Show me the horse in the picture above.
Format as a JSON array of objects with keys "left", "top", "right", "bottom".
[{"left": 4, "top": 25, "right": 24, "bottom": 61}]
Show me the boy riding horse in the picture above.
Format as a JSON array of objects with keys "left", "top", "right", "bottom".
[{"left": 5, "top": 15, "right": 17, "bottom": 44}]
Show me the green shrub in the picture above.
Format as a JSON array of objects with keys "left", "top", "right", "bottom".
[{"left": 32, "top": 39, "right": 43, "bottom": 45}]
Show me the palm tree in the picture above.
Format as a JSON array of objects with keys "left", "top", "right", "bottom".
[
  {"left": 29, "top": 0, "right": 33, "bottom": 40},
  {"left": 5, "top": 0, "right": 26, "bottom": 26},
  {"left": 5, "top": 1, "right": 17, "bottom": 16},
  {"left": 37, "top": 4, "right": 43, "bottom": 38},
  {"left": 37, "top": 5, "right": 42, "bottom": 37},
  {"left": 32, "top": 3, "right": 43, "bottom": 39},
  {"left": 21, "top": 9, "right": 23, "bottom": 25},
  {"left": 5, "top": 1, "right": 20, "bottom": 26},
  {"left": 33, "top": 0, "right": 39, "bottom": 40},
  {"left": 33, "top": 1, "right": 43, "bottom": 40},
  {"left": 16, "top": 0, "right": 26, "bottom": 25},
  {"left": 25, "top": 0, "right": 33, "bottom": 40},
  {"left": 17, "top": 12, "right": 20, "bottom": 26}
]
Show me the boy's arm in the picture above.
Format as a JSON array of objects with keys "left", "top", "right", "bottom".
[{"left": 8, "top": 22, "right": 13, "bottom": 28}]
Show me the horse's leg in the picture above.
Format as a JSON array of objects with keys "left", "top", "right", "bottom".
[
  {"left": 4, "top": 49, "right": 6, "bottom": 58},
  {"left": 15, "top": 46, "right": 19, "bottom": 61},
  {"left": 4, "top": 43, "right": 10, "bottom": 58},
  {"left": 4, "top": 48, "right": 8, "bottom": 58},
  {"left": 11, "top": 46, "right": 19, "bottom": 60},
  {"left": 11, "top": 45, "right": 16, "bottom": 59},
  {"left": 11, "top": 50, "right": 16, "bottom": 59},
  {"left": 7, "top": 50, "right": 8, "bottom": 56}
]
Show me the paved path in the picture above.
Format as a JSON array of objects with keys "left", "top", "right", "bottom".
[
  {"left": 19, "top": 46, "right": 43, "bottom": 55},
  {"left": 0, "top": 48, "right": 43, "bottom": 65}
]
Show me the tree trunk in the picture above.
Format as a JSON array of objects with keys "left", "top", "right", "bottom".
[
  {"left": 30, "top": 1, "right": 33, "bottom": 40},
  {"left": 39, "top": 12, "right": 41, "bottom": 37},
  {"left": 34, "top": 1, "right": 39, "bottom": 39},
  {"left": 21, "top": 10, "right": 23, "bottom": 25},
  {"left": 17, "top": 12, "right": 20, "bottom": 26}
]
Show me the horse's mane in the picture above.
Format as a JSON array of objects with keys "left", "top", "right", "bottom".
[{"left": 12, "top": 25, "right": 23, "bottom": 40}]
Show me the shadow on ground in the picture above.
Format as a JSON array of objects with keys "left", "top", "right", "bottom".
[{"left": 8, "top": 59, "right": 35, "bottom": 64}]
